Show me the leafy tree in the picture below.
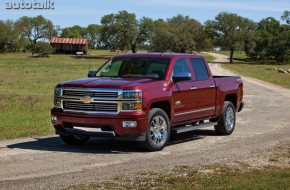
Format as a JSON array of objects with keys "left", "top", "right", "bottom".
[
  {"left": 16, "top": 15, "right": 57, "bottom": 50},
  {"left": 86, "top": 24, "right": 101, "bottom": 49},
  {"left": 205, "top": 12, "right": 255, "bottom": 63},
  {"left": 149, "top": 19, "right": 171, "bottom": 52},
  {"left": 130, "top": 17, "right": 154, "bottom": 53},
  {"left": 246, "top": 17, "right": 280, "bottom": 60},
  {"left": 168, "top": 15, "right": 206, "bottom": 53},
  {"left": 281, "top": 10, "right": 290, "bottom": 25},
  {"left": 150, "top": 15, "right": 207, "bottom": 53},
  {"left": 61, "top": 25, "right": 87, "bottom": 38},
  {"left": 100, "top": 10, "right": 137, "bottom": 51},
  {"left": 0, "top": 21, "right": 11, "bottom": 53}
]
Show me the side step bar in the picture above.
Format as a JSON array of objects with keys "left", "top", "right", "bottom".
[{"left": 172, "top": 122, "right": 217, "bottom": 134}]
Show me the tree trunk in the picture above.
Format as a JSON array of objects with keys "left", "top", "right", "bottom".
[
  {"left": 131, "top": 43, "right": 137, "bottom": 53},
  {"left": 230, "top": 48, "right": 234, "bottom": 63}
]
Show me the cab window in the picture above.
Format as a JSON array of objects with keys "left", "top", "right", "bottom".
[
  {"left": 173, "top": 58, "right": 190, "bottom": 75},
  {"left": 190, "top": 58, "right": 209, "bottom": 81}
]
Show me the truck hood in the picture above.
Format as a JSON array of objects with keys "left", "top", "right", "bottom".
[{"left": 59, "top": 77, "right": 156, "bottom": 89}]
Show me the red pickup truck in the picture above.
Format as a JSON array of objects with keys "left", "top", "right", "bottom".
[{"left": 51, "top": 53, "right": 244, "bottom": 151}]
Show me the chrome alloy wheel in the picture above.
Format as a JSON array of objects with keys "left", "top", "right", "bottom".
[
  {"left": 225, "top": 107, "right": 235, "bottom": 132},
  {"left": 150, "top": 115, "right": 168, "bottom": 147}
]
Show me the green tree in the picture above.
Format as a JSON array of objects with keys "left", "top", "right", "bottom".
[
  {"left": 100, "top": 10, "right": 137, "bottom": 51},
  {"left": 150, "top": 15, "right": 207, "bottom": 53},
  {"left": 0, "top": 21, "right": 11, "bottom": 53},
  {"left": 86, "top": 24, "right": 101, "bottom": 49},
  {"left": 130, "top": 17, "right": 154, "bottom": 53},
  {"left": 16, "top": 15, "right": 57, "bottom": 50},
  {"left": 168, "top": 15, "right": 206, "bottom": 53},
  {"left": 149, "top": 19, "right": 171, "bottom": 52},
  {"left": 61, "top": 25, "right": 87, "bottom": 38},
  {"left": 205, "top": 12, "right": 255, "bottom": 63},
  {"left": 281, "top": 10, "right": 290, "bottom": 25},
  {"left": 246, "top": 17, "right": 280, "bottom": 61}
]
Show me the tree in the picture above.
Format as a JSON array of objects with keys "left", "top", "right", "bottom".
[
  {"left": 86, "top": 24, "right": 101, "bottom": 49},
  {"left": 281, "top": 10, "right": 290, "bottom": 25},
  {"left": 150, "top": 15, "right": 207, "bottom": 53},
  {"left": 167, "top": 15, "right": 205, "bottom": 53},
  {"left": 150, "top": 19, "right": 171, "bottom": 52},
  {"left": 0, "top": 21, "right": 11, "bottom": 53},
  {"left": 130, "top": 17, "right": 154, "bottom": 53},
  {"left": 205, "top": 12, "right": 255, "bottom": 63},
  {"left": 100, "top": 10, "right": 137, "bottom": 51},
  {"left": 61, "top": 25, "right": 87, "bottom": 38},
  {"left": 16, "top": 15, "right": 57, "bottom": 50}
]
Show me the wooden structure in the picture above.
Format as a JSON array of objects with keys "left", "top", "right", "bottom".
[{"left": 50, "top": 38, "right": 88, "bottom": 54}]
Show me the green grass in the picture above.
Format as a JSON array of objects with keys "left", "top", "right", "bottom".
[
  {"left": 211, "top": 51, "right": 290, "bottom": 89},
  {"left": 222, "top": 63, "right": 290, "bottom": 89},
  {"left": 0, "top": 52, "right": 113, "bottom": 140}
]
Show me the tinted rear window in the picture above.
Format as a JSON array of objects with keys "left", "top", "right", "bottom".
[{"left": 190, "top": 58, "right": 209, "bottom": 81}]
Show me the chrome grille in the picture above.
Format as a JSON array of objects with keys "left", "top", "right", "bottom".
[
  {"left": 63, "top": 90, "right": 118, "bottom": 98},
  {"left": 63, "top": 101, "right": 118, "bottom": 113}
]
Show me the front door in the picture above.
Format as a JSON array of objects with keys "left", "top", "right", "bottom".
[
  {"left": 172, "top": 58, "right": 216, "bottom": 123},
  {"left": 171, "top": 58, "right": 195, "bottom": 123}
]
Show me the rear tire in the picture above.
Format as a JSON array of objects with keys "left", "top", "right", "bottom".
[
  {"left": 60, "top": 134, "right": 90, "bottom": 145},
  {"left": 214, "top": 101, "right": 236, "bottom": 135},
  {"left": 141, "top": 108, "right": 170, "bottom": 151}
]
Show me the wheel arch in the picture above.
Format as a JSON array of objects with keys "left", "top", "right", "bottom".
[
  {"left": 224, "top": 93, "right": 237, "bottom": 110},
  {"left": 150, "top": 100, "right": 171, "bottom": 120}
]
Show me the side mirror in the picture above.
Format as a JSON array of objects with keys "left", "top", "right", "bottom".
[
  {"left": 88, "top": 70, "right": 96, "bottom": 78},
  {"left": 172, "top": 72, "right": 191, "bottom": 83}
]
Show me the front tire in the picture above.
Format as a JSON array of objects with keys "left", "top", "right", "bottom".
[
  {"left": 60, "top": 134, "right": 90, "bottom": 145},
  {"left": 214, "top": 101, "right": 236, "bottom": 135},
  {"left": 142, "top": 108, "right": 170, "bottom": 151}
]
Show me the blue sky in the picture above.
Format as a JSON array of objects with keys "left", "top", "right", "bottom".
[{"left": 0, "top": 0, "right": 289, "bottom": 27}]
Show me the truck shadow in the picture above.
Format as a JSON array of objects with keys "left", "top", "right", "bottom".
[{"left": 7, "top": 129, "right": 216, "bottom": 154}]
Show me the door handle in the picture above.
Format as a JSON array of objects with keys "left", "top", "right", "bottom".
[
  {"left": 191, "top": 86, "right": 197, "bottom": 90},
  {"left": 210, "top": 84, "right": 215, "bottom": 88}
]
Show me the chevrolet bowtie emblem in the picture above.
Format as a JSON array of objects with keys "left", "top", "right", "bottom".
[{"left": 81, "top": 96, "right": 92, "bottom": 104}]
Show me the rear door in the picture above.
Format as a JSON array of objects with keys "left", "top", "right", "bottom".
[{"left": 188, "top": 58, "right": 216, "bottom": 117}]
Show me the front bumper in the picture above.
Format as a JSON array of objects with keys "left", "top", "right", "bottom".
[{"left": 51, "top": 107, "right": 148, "bottom": 141}]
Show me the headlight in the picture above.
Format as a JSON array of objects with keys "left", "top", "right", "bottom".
[
  {"left": 122, "top": 90, "right": 142, "bottom": 100},
  {"left": 54, "top": 87, "right": 62, "bottom": 97},
  {"left": 121, "top": 90, "right": 142, "bottom": 111}
]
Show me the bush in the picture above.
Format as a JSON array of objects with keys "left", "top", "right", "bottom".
[{"left": 35, "top": 42, "right": 54, "bottom": 56}]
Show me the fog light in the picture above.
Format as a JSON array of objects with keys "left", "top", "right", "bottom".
[
  {"left": 51, "top": 116, "right": 58, "bottom": 124},
  {"left": 122, "top": 121, "right": 137, "bottom": 128}
]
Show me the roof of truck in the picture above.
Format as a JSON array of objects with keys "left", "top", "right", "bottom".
[{"left": 114, "top": 52, "right": 205, "bottom": 59}]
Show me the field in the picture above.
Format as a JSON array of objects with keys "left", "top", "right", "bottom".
[
  {"left": 0, "top": 50, "right": 114, "bottom": 140},
  {"left": 215, "top": 51, "right": 290, "bottom": 89}
]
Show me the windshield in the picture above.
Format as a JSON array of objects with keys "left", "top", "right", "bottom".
[{"left": 96, "top": 58, "right": 170, "bottom": 80}]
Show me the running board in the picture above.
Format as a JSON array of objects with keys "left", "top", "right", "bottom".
[{"left": 172, "top": 122, "right": 217, "bottom": 134}]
